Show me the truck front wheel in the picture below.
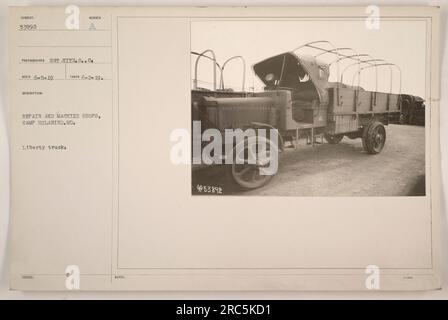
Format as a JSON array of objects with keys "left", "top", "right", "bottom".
[{"left": 227, "top": 135, "right": 279, "bottom": 190}]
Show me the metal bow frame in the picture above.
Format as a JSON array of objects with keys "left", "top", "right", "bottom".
[
  {"left": 292, "top": 41, "right": 402, "bottom": 106},
  {"left": 219, "top": 56, "right": 246, "bottom": 92},
  {"left": 192, "top": 50, "right": 246, "bottom": 92},
  {"left": 192, "top": 42, "right": 401, "bottom": 99},
  {"left": 193, "top": 50, "right": 218, "bottom": 91}
]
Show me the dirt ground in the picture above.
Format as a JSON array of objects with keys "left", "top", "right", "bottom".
[{"left": 192, "top": 124, "right": 426, "bottom": 196}]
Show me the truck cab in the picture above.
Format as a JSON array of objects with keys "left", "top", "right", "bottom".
[{"left": 253, "top": 52, "right": 331, "bottom": 130}]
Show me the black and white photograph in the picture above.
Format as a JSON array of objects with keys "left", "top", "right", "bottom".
[{"left": 191, "top": 19, "right": 427, "bottom": 196}]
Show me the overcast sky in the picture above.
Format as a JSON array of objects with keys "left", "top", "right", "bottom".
[{"left": 191, "top": 19, "right": 427, "bottom": 99}]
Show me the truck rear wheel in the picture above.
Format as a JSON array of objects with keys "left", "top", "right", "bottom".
[
  {"left": 324, "top": 133, "right": 344, "bottom": 144},
  {"left": 362, "top": 121, "right": 386, "bottom": 154}
]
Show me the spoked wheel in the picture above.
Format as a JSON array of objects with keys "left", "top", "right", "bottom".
[
  {"left": 324, "top": 133, "right": 344, "bottom": 144},
  {"left": 399, "top": 113, "right": 406, "bottom": 125},
  {"left": 362, "top": 121, "right": 386, "bottom": 154},
  {"left": 228, "top": 135, "right": 279, "bottom": 190}
]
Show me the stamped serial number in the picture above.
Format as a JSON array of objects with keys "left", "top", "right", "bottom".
[{"left": 196, "top": 184, "right": 223, "bottom": 194}]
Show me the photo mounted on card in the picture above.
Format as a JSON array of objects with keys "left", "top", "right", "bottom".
[
  {"left": 9, "top": 6, "right": 440, "bottom": 291},
  {"left": 189, "top": 17, "right": 427, "bottom": 196}
]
